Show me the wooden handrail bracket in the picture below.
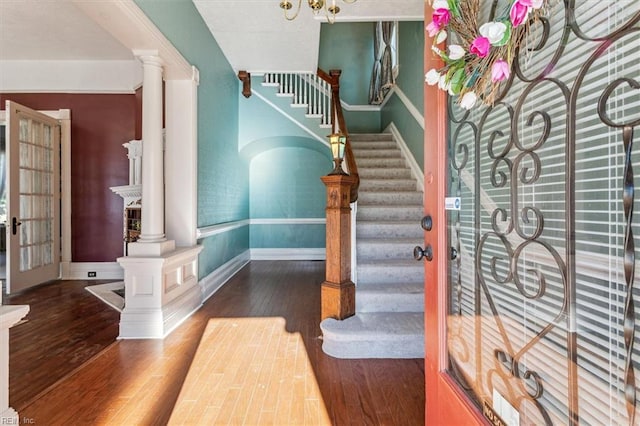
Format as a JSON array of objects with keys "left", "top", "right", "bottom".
[{"left": 238, "top": 70, "right": 251, "bottom": 98}]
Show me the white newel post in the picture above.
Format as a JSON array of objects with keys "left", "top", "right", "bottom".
[
  {"left": 0, "top": 304, "right": 29, "bottom": 423},
  {"left": 117, "top": 51, "right": 202, "bottom": 339}
]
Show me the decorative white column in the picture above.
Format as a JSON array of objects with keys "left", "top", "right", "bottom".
[
  {"left": 117, "top": 52, "right": 202, "bottom": 339},
  {"left": 129, "top": 51, "right": 174, "bottom": 256}
]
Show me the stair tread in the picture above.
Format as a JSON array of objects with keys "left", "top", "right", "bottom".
[
  {"left": 357, "top": 282, "right": 424, "bottom": 292},
  {"left": 358, "top": 258, "right": 421, "bottom": 266},
  {"left": 358, "top": 236, "right": 422, "bottom": 243},
  {"left": 358, "top": 204, "right": 423, "bottom": 208},
  {"left": 321, "top": 312, "right": 424, "bottom": 337},
  {"left": 359, "top": 189, "right": 420, "bottom": 193}
]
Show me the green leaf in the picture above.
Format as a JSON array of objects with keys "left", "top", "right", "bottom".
[
  {"left": 450, "top": 68, "right": 466, "bottom": 95},
  {"left": 447, "top": 0, "right": 460, "bottom": 18},
  {"left": 493, "top": 20, "right": 512, "bottom": 47}
]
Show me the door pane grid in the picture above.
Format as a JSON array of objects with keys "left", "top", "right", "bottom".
[{"left": 17, "top": 118, "right": 55, "bottom": 272}]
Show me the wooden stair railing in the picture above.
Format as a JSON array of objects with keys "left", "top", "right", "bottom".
[
  {"left": 317, "top": 68, "right": 360, "bottom": 202},
  {"left": 317, "top": 68, "right": 359, "bottom": 321}
]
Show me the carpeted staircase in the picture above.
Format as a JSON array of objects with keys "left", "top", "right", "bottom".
[{"left": 320, "top": 133, "right": 425, "bottom": 359}]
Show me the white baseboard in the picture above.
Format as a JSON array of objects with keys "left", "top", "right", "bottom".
[
  {"left": 386, "top": 122, "right": 424, "bottom": 193},
  {"left": 200, "top": 250, "right": 251, "bottom": 302},
  {"left": 118, "top": 283, "right": 202, "bottom": 340},
  {"left": 250, "top": 248, "right": 325, "bottom": 260},
  {"left": 61, "top": 262, "right": 124, "bottom": 280}
]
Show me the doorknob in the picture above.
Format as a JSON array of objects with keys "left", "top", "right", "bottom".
[
  {"left": 12, "top": 217, "right": 22, "bottom": 235},
  {"left": 421, "top": 215, "right": 433, "bottom": 231},
  {"left": 450, "top": 247, "right": 458, "bottom": 260},
  {"left": 414, "top": 245, "right": 433, "bottom": 261}
]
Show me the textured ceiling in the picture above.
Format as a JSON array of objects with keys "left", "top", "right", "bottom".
[
  {"left": 0, "top": 1, "right": 133, "bottom": 60},
  {"left": 193, "top": 0, "right": 424, "bottom": 73},
  {"left": 0, "top": 0, "right": 424, "bottom": 72}
]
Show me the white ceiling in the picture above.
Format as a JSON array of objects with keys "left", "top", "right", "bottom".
[
  {"left": 193, "top": 0, "right": 424, "bottom": 73},
  {"left": 0, "top": 0, "right": 423, "bottom": 72},
  {"left": 0, "top": 1, "right": 133, "bottom": 61}
]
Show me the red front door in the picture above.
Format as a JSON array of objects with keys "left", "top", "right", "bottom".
[
  {"left": 423, "top": 2, "right": 640, "bottom": 425},
  {"left": 422, "top": 2, "right": 484, "bottom": 421}
]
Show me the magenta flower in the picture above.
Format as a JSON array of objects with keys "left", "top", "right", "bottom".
[
  {"left": 469, "top": 37, "right": 491, "bottom": 58},
  {"left": 432, "top": 8, "right": 451, "bottom": 29},
  {"left": 491, "top": 59, "right": 511, "bottom": 82},
  {"left": 510, "top": 1, "right": 531, "bottom": 27},
  {"left": 519, "top": 0, "right": 543, "bottom": 8}
]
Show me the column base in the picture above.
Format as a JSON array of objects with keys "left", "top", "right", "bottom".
[
  {"left": 321, "top": 280, "right": 355, "bottom": 320},
  {"left": 127, "top": 239, "right": 176, "bottom": 257},
  {"left": 117, "top": 245, "right": 203, "bottom": 339}
]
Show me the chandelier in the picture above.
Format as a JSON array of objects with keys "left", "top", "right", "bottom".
[{"left": 279, "top": 0, "right": 357, "bottom": 23}]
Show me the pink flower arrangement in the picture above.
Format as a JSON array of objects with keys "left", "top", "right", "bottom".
[
  {"left": 469, "top": 37, "right": 490, "bottom": 58},
  {"left": 510, "top": 1, "right": 530, "bottom": 27},
  {"left": 427, "top": 8, "right": 451, "bottom": 36},
  {"left": 491, "top": 59, "right": 511, "bottom": 82},
  {"left": 510, "top": 0, "right": 544, "bottom": 27},
  {"left": 425, "top": 0, "right": 548, "bottom": 108}
]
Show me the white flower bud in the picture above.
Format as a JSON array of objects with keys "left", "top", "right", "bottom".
[
  {"left": 425, "top": 69, "right": 441, "bottom": 86},
  {"left": 459, "top": 92, "right": 478, "bottom": 109}
]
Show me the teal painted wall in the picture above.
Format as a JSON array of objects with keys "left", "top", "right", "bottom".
[
  {"left": 247, "top": 144, "right": 330, "bottom": 249},
  {"left": 135, "top": 0, "right": 249, "bottom": 278},
  {"left": 381, "top": 21, "right": 425, "bottom": 170},
  {"left": 395, "top": 21, "right": 425, "bottom": 115},
  {"left": 251, "top": 224, "right": 325, "bottom": 249},
  {"left": 241, "top": 77, "right": 330, "bottom": 148},
  {"left": 318, "top": 22, "right": 375, "bottom": 107},
  {"left": 250, "top": 147, "right": 329, "bottom": 219}
]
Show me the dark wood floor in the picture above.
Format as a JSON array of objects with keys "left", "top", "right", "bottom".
[
  {"left": 6, "top": 261, "right": 425, "bottom": 425},
  {"left": 5, "top": 279, "right": 121, "bottom": 410}
]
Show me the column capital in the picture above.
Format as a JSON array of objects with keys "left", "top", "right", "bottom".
[{"left": 133, "top": 50, "right": 163, "bottom": 67}]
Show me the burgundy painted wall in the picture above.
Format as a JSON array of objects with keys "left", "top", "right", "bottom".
[{"left": 1, "top": 93, "right": 138, "bottom": 262}]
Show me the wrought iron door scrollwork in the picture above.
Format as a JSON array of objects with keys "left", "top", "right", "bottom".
[
  {"left": 445, "top": 2, "right": 640, "bottom": 424},
  {"left": 597, "top": 77, "right": 640, "bottom": 426}
]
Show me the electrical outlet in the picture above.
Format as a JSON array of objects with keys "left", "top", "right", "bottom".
[{"left": 88, "top": 271, "right": 97, "bottom": 278}]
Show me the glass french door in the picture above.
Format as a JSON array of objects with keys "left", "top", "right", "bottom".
[
  {"left": 425, "top": 1, "right": 640, "bottom": 425},
  {"left": 5, "top": 101, "right": 60, "bottom": 293}
]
